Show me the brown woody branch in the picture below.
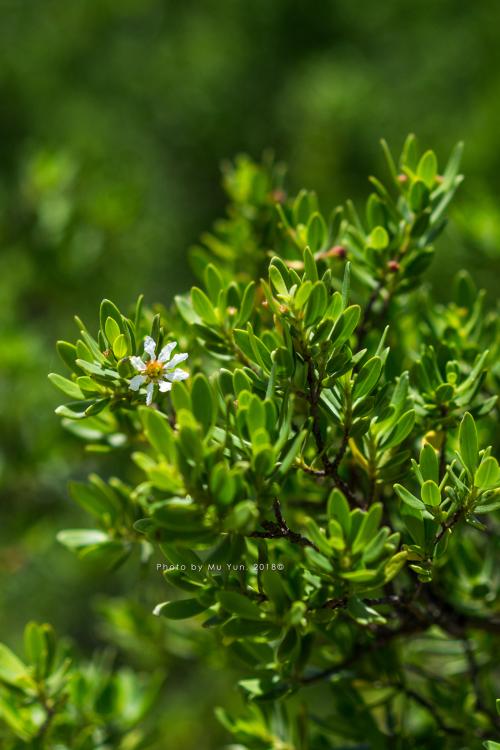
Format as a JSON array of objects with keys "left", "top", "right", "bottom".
[{"left": 250, "top": 497, "right": 319, "bottom": 551}]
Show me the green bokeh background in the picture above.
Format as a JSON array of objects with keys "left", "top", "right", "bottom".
[{"left": 1, "top": 1, "right": 499, "bottom": 746}]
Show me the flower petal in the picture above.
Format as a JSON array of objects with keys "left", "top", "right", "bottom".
[
  {"left": 130, "top": 356, "right": 146, "bottom": 372},
  {"left": 144, "top": 336, "right": 157, "bottom": 358},
  {"left": 129, "top": 374, "right": 146, "bottom": 391},
  {"left": 165, "top": 368, "right": 189, "bottom": 382},
  {"left": 159, "top": 380, "right": 173, "bottom": 392},
  {"left": 167, "top": 352, "right": 189, "bottom": 369},
  {"left": 145, "top": 382, "right": 155, "bottom": 405},
  {"left": 158, "top": 341, "right": 177, "bottom": 363}
]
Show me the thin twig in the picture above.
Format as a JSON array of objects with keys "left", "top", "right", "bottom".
[
  {"left": 435, "top": 507, "right": 463, "bottom": 545},
  {"left": 330, "top": 424, "right": 350, "bottom": 475},
  {"left": 295, "top": 459, "right": 326, "bottom": 477},
  {"left": 250, "top": 497, "right": 319, "bottom": 551}
]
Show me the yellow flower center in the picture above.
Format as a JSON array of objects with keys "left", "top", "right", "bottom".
[{"left": 145, "top": 360, "right": 164, "bottom": 380}]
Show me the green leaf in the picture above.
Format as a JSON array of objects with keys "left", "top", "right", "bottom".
[
  {"left": 269, "top": 265, "right": 288, "bottom": 296},
  {"left": 140, "top": 407, "right": 175, "bottom": 460},
  {"left": 421, "top": 480, "right": 441, "bottom": 507},
  {"left": 294, "top": 280, "right": 313, "bottom": 309},
  {"left": 247, "top": 324, "right": 272, "bottom": 370},
  {"left": 381, "top": 410, "right": 415, "bottom": 450},
  {"left": 100, "top": 299, "right": 123, "bottom": 337},
  {"left": 352, "top": 503, "right": 382, "bottom": 554},
  {"left": 475, "top": 457, "right": 500, "bottom": 490},
  {"left": 48, "top": 373, "right": 84, "bottom": 400},
  {"left": 327, "top": 489, "right": 351, "bottom": 538},
  {"left": 304, "top": 281, "right": 327, "bottom": 326},
  {"left": 152, "top": 499, "right": 203, "bottom": 531},
  {"left": 278, "top": 430, "right": 307, "bottom": 475},
  {"left": 237, "top": 281, "right": 256, "bottom": 326},
  {"left": 459, "top": 412, "right": 479, "bottom": 475},
  {"left": 353, "top": 356, "right": 383, "bottom": 400},
  {"left": 209, "top": 464, "right": 236, "bottom": 505},
  {"left": 303, "top": 245, "right": 318, "bottom": 281},
  {"left": 304, "top": 547, "right": 333, "bottom": 573},
  {"left": 69, "top": 481, "right": 115, "bottom": 519},
  {"left": 246, "top": 395, "right": 266, "bottom": 434},
  {"left": 333, "top": 305, "right": 361, "bottom": 346},
  {"left": 55, "top": 399, "right": 102, "bottom": 420},
  {"left": 0, "top": 644, "right": 32, "bottom": 688},
  {"left": 380, "top": 138, "right": 398, "bottom": 185},
  {"left": 204, "top": 263, "right": 223, "bottom": 303},
  {"left": 307, "top": 212, "right": 327, "bottom": 252},
  {"left": 191, "top": 374, "right": 216, "bottom": 435},
  {"left": 191, "top": 287, "right": 218, "bottom": 325},
  {"left": 261, "top": 571, "right": 289, "bottom": 614},
  {"left": 233, "top": 368, "right": 253, "bottom": 395},
  {"left": 112, "top": 333, "right": 128, "bottom": 358},
  {"left": 175, "top": 294, "right": 199, "bottom": 324},
  {"left": 57, "top": 529, "right": 109, "bottom": 549},
  {"left": 304, "top": 519, "right": 332, "bottom": 556},
  {"left": 341, "top": 261, "right": 351, "bottom": 307},
  {"left": 233, "top": 329, "right": 257, "bottom": 363},
  {"left": 341, "top": 569, "right": 378, "bottom": 583},
  {"left": 368, "top": 226, "right": 389, "bottom": 250},
  {"left": 85, "top": 397, "right": 111, "bottom": 416},
  {"left": 293, "top": 188, "right": 312, "bottom": 225},
  {"left": 420, "top": 443, "right": 439, "bottom": 484},
  {"left": 394, "top": 484, "right": 425, "bottom": 510},
  {"left": 442, "top": 141, "right": 464, "bottom": 188},
  {"left": 105, "top": 316, "right": 121, "bottom": 345},
  {"left": 24, "top": 623, "right": 55, "bottom": 679},
  {"left": 153, "top": 599, "right": 208, "bottom": 620},
  {"left": 417, "top": 150, "right": 437, "bottom": 188},
  {"left": 408, "top": 180, "right": 429, "bottom": 212},
  {"left": 218, "top": 591, "right": 262, "bottom": 620},
  {"left": 57, "top": 340, "right": 78, "bottom": 371}
]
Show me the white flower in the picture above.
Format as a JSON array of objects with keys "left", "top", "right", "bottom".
[{"left": 129, "top": 336, "right": 189, "bottom": 405}]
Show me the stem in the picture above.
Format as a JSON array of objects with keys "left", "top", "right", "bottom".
[
  {"left": 250, "top": 497, "right": 319, "bottom": 551},
  {"left": 330, "top": 422, "right": 350, "bottom": 475},
  {"left": 295, "top": 459, "right": 326, "bottom": 477},
  {"left": 435, "top": 507, "right": 463, "bottom": 545}
]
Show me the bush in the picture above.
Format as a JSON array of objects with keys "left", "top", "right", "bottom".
[{"left": 1, "top": 137, "right": 499, "bottom": 748}]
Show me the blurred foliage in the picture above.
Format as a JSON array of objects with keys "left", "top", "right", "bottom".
[{"left": 1, "top": 1, "right": 500, "bottom": 748}]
